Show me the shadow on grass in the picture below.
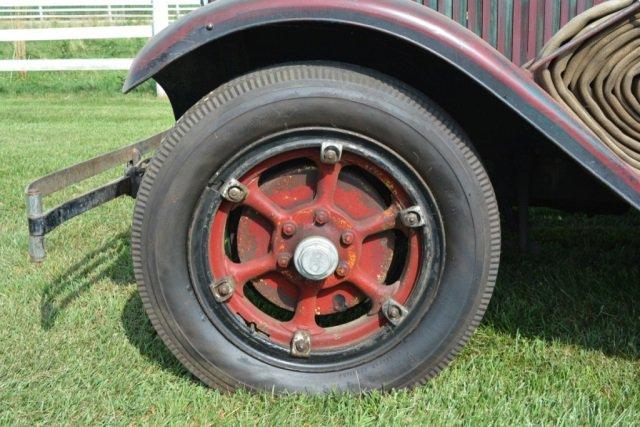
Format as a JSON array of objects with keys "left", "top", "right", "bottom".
[
  {"left": 40, "top": 232, "right": 133, "bottom": 330},
  {"left": 39, "top": 231, "right": 194, "bottom": 381},
  {"left": 41, "top": 211, "right": 640, "bottom": 381},
  {"left": 120, "top": 291, "right": 197, "bottom": 383},
  {"left": 484, "top": 211, "right": 640, "bottom": 360}
]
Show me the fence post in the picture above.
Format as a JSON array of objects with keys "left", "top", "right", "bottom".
[{"left": 152, "top": 0, "right": 169, "bottom": 97}]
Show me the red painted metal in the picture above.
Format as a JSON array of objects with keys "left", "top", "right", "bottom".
[
  {"left": 208, "top": 148, "right": 422, "bottom": 350},
  {"left": 512, "top": 0, "right": 523, "bottom": 66}
]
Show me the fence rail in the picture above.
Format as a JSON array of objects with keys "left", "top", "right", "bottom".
[{"left": 0, "top": 0, "right": 199, "bottom": 94}]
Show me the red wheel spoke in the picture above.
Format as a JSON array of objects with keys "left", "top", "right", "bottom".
[
  {"left": 349, "top": 267, "right": 395, "bottom": 307},
  {"left": 227, "top": 254, "right": 276, "bottom": 285},
  {"left": 290, "top": 286, "right": 320, "bottom": 329},
  {"left": 356, "top": 205, "right": 400, "bottom": 237},
  {"left": 243, "top": 183, "right": 288, "bottom": 224},
  {"left": 315, "top": 163, "right": 342, "bottom": 203}
]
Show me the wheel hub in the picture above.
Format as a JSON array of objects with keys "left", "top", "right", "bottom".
[
  {"left": 204, "top": 140, "right": 435, "bottom": 356},
  {"left": 293, "top": 236, "right": 339, "bottom": 281}
]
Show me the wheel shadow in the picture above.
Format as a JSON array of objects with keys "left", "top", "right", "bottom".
[
  {"left": 40, "top": 231, "right": 193, "bottom": 381},
  {"left": 484, "top": 211, "right": 640, "bottom": 360},
  {"left": 120, "top": 291, "right": 196, "bottom": 382},
  {"left": 40, "top": 211, "right": 640, "bottom": 381}
]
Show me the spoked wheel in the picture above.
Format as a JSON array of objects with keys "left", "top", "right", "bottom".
[
  {"left": 195, "top": 132, "right": 442, "bottom": 365},
  {"left": 133, "top": 64, "right": 500, "bottom": 393}
]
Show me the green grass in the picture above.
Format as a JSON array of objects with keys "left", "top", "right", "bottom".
[{"left": 1, "top": 90, "right": 640, "bottom": 425}]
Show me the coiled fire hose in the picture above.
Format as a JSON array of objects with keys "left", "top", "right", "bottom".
[{"left": 532, "top": 0, "right": 640, "bottom": 173}]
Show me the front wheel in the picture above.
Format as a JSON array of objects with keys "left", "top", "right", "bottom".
[{"left": 132, "top": 64, "right": 500, "bottom": 393}]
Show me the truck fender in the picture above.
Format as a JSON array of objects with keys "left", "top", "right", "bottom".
[{"left": 124, "top": 0, "right": 640, "bottom": 210}]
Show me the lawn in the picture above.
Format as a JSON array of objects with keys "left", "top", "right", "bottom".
[{"left": 1, "top": 72, "right": 639, "bottom": 425}]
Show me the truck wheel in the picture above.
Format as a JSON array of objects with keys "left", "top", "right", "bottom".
[{"left": 132, "top": 64, "right": 500, "bottom": 393}]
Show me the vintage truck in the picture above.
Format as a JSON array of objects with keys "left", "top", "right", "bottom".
[{"left": 25, "top": 0, "right": 640, "bottom": 393}]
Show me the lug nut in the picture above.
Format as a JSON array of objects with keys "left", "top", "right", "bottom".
[
  {"left": 341, "top": 231, "right": 355, "bottom": 246},
  {"left": 405, "top": 212, "right": 420, "bottom": 226},
  {"left": 222, "top": 179, "right": 248, "bottom": 203},
  {"left": 295, "top": 340, "right": 309, "bottom": 353},
  {"left": 277, "top": 252, "right": 292, "bottom": 268},
  {"left": 335, "top": 261, "right": 350, "bottom": 278},
  {"left": 320, "top": 142, "right": 343, "bottom": 164},
  {"left": 291, "top": 330, "right": 311, "bottom": 358},
  {"left": 314, "top": 209, "right": 329, "bottom": 225},
  {"left": 388, "top": 305, "right": 402, "bottom": 320},
  {"left": 217, "top": 283, "right": 231, "bottom": 297},
  {"left": 400, "top": 206, "right": 425, "bottom": 228},
  {"left": 226, "top": 186, "right": 245, "bottom": 202},
  {"left": 323, "top": 148, "right": 338, "bottom": 163},
  {"left": 282, "top": 222, "right": 297, "bottom": 237},
  {"left": 210, "top": 277, "right": 235, "bottom": 302}
]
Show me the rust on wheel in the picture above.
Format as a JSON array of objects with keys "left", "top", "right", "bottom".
[{"left": 192, "top": 131, "right": 443, "bottom": 362}]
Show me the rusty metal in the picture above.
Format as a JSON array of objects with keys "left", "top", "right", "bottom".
[
  {"left": 208, "top": 145, "right": 423, "bottom": 349},
  {"left": 25, "top": 131, "right": 166, "bottom": 262},
  {"left": 382, "top": 299, "right": 408, "bottom": 326},
  {"left": 291, "top": 330, "right": 311, "bottom": 358},
  {"left": 277, "top": 252, "right": 293, "bottom": 269},
  {"left": 320, "top": 141, "right": 343, "bottom": 164},
  {"left": 399, "top": 206, "right": 426, "bottom": 228},
  {"left": 535, "top": 0, "right": 640, "bottom": 173},
  {"left": 282, "top": 221, "right": 297, "bottom": 237},
  {"left": 210, "top": 277, "right": 236, "bottom": 302},
  {"left": 220, "top": 178, "right": 248, "bottom": 203}
]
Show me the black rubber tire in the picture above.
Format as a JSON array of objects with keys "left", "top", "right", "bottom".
[{"left": 132, "top": 63, "right": 501, "bottom": 393}]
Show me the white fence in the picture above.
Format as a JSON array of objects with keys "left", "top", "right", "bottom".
[{"left": 0, "top": 0, "right": 201, "bottom": 92}]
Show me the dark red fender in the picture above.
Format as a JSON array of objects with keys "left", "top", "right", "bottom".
[{"left": 123, "top": 0, "right": 640, "bottom": 210}]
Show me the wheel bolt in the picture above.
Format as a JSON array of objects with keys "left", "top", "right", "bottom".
[
  {"left": 217, "top": 283, "right": 231, "bottom": 297},
  {"left": 341, "top": 231, "right": 355, "bottom": 246},
  {"left": 323, "top": 148, "right": 338, "bottom": 163},
  {"left": 277, "top": 252, "right": 292, "bottom": 268},
  {"left": 335, "top": 261, "right": 349, "bottom": 278},
  {"left": 388, "top": 305, "right": 402, "bottom": 320},
  {"left": 295, "top": 340, "right": 309, "bottom": 353},
  {"left": 226, "top": 186, "right": 246, "bottom": 203},
  {"left": 282, "top": 222, "right": 297, "bottom": 237},
  {"left": 405, "top": 212, "right": 420, "bottom": 227},
  {"left": 314, "top": 209, "right": 329, "bottom": 225}
]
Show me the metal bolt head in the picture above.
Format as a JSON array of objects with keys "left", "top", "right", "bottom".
[
  {"left": 323, "top": 149, "right": 338, "bottom": 163},
  {"left": 291, "top": 330, "right": 311, "bottom": 358},
  {"left": 282, "top": 222, "right": 297, "bottom": 237},
  {"left": 314, "top": 209, "right": 329, "bottom": 225},
  {"left": 295, "top": 340, "right": 309, "bottom": 353},
  {"left": 335, "top": 261, "right": 349, "bottom": 278},
  {"left": 405, "top": 212, "right": 420, "bottom": 226},
  {"left": 227, "top": 186, "right": 245, "bottom": 202},
  {"left": 320, "top": 142, "right": 343, "bottom": 164},
  {"left": 210, "top": 277, "right": 235, "bottom": 302},
  {"left": 388, "top": 305, "right": 402, "bottom": 320},
  {"left": 341, "top": 231, "right": 355, "bottom": 246},
  {"left": 277, "top": 252, "right": 292, "bottom": 268},
  {"left": 217, "top": 282, "right": 231, "bottom": 297},
  {"left": 221, "top": 179, "right": 248, "bottom": 203},
  {"left": 399, "top": 206, "right": 426, "bottom": 228},
  {"left": 205, "top": 23, "right": 214, "bottom": 30},
  {"left": 382, "top": 299, "right": 408, "bottom": 326}
]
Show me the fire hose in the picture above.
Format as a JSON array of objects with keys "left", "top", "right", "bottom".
[{"left": 532, "top": 0, "right": 640, "bottom": 173}]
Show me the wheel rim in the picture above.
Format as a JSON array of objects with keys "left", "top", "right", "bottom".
[{"left": 190, "top": 129, "right": 444, "bottom": 367}]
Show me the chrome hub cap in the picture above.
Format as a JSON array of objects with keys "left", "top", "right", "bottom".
[{"left": 293, "top": 236, "right": 339, "bottom": 281}]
